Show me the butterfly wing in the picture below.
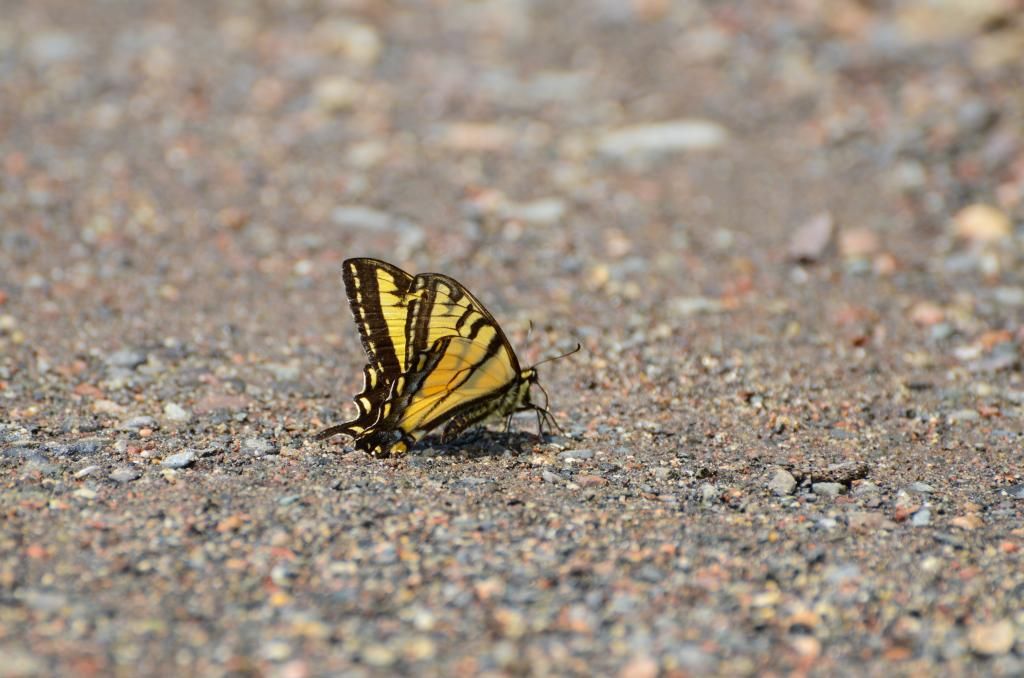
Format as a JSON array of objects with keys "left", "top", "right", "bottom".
[
  {"left": 314, "top": 259, "right": 417, "bottom": 441},
  {"left": 357, "top": 334, "right": 525, "bottom": 454},
  {"left": 342, "top": 260, "right": 521, "bottom": 375},
  {"left": 342, "top": 258, "right": 417, "bottom": 380},
  {"left": 313, "top": 363, "right": 389, "bottom": 440},
  {"left": 405, "top": 273, "right": 523, "bottom": 373},
  {"left": 319, "top": 259, "right": 527, "bottom": 452}
]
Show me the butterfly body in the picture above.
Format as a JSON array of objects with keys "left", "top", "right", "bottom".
[{"left": 317, "top": 258, "right": 565, "bottom": 456}]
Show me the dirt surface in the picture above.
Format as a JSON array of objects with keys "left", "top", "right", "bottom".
[{"left": 3, "top": 1, "right": 1024, "bottom": 676}]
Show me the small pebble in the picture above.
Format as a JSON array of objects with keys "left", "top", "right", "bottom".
[
  {"left": 954, "top": 204, "right": 1011, "bottom": 242},
  {"left": 29, "top": 31, "right": 82, "bottom": 64},
  {"left": 812, "top": 482, "right": 843, "bottom": 498},
  {"left": 618, "top": 654, "right": 659, "bottom": 678},
  {"left": 105, "top": 349, "right": 147, "bottom": 370},
  {"left": 768, "top": 469, "right": 797, "bottom": 496},
  {"left": 968, "top": 619, "right": 1016, "bottom": 656},
  {"left": 558, "top": 449, "right": 594, "bottom": 461},
  {"left": 74, "top": 465, "right": 101, "bottom": 478},
  {"left": 817, "top": 517, "right": 839, "bottom": 530},
  {"left": 576, "top": 474, "right": 608, "bottom": 487},
  {"left": 541, "top": 470, "right": 560, "bottom": 484},
  {"left": 930, "top": 323, "right": 955, "bottom": 341},
  {"left": 847, "top": 511, "right": 887, "bottom": 530},
  {"left": 947, "top": 409, "right": 980, "bottom": 423},
  {"left": 816, "top": 460, "right": 870, "bottom": 484},
  {"left": 455, "top": 476, "right": 493, "bottom": 489},
  {"left": 93, "top": 399, "right": 125, "bottom": 415},
  {"left": 894, "top": 490, "right": 919, "bottom": 512},
  {"left": 853, "top": 480, "right": 879, "bottom": 495},
  {"left": 313, "top": 19, "right": 382, "bottom": 65},
  {"left": 265, "top": 363, "right": 301, "bottom": 381},
  {"left": 993, "top": 286, "right": 1024, "bottom": 307},
  {"left": 933, "top": 532, "right": 967, "bottom": 549},
  {"left": 121, "top": 416, "right": 158, "bottom": 431},
  {"left": 668, "top": 297, "right": 724, "bottom": 317},
  {"left": 261, "top": 640, "right": 293, "bottom": 662},
  {"left": 243, "top": 437, "right": 277, "bottom": 456},
  {"left": 331, "top": 205, "right": 395, "bottom": 231},
  {"left": 789, "top": 212, "right": 834, "bottom": 263},
  {"left": 911, "top": 508, "right": 932, "bottom": 527},
  {"left": 163, "top": 402, "right": 192, "bottom": 422},
  {"left": 596, "top": 119, "right": 729, "bottom": 161},
  {"left": 109, "top": 466, "right": 142, "bottom": 483},
  {"left": 361, "top": 644, "right": 396, "bottom": 668},
  {"left": 506, "top": 198, "right": 567, "bottom": 226},
  {"left": 313, "top": 76, "right": 361, "bottom": 113},
  {"left": 838, "top": 227, "right": 880, "bottom": 258},
  {"left": 161, "top": 450, "right": 197, "bottom": 469}
]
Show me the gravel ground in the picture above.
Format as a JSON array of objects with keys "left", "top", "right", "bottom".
[{"left": 2, "top": 1, "right": 1024, "bottom": 676}]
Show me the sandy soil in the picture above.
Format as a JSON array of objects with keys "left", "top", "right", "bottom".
[{"left": 2, "top": 1, "right": 1023, "bottom": 675}]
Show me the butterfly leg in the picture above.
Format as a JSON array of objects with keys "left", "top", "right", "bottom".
[{"left": 545, "top": 409, "right": 563, "bottom": 435}]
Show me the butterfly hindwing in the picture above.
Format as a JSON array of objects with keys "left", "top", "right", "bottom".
[
  {"left": 313, "top": 364, "right": 386, "bottom": 441},
  {"left": 342, "top": 258, "right": 416, "bottom": 381},
  {"left": 366, "top": 335, "right": 526, "bottom": 453}
]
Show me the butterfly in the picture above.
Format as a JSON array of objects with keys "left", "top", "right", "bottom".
[{"left": 315, "top": 258, "right": 578, "bottom": 456}]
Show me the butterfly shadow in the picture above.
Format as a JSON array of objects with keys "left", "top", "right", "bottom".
[{"left": 416, "top": 429, "right": 552, "bottom": 459}]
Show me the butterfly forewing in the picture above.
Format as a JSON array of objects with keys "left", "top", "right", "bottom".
[{"left": 405, "top": 275, "right": 521, "bottom": 372}]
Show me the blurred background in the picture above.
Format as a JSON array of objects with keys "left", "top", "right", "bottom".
[{"left": 2, "top": 1, "right": 1022, "bottom": 358}]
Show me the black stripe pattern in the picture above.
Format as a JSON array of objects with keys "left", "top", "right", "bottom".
[{"left": 315, "top": 258, "right": 544, "bottom": 456}]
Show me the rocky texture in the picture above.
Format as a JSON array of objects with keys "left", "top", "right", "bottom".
[{"left": 2, "top": 0, "right": 1024, "bottom": 675}]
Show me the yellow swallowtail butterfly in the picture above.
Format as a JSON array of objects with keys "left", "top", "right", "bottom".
[{"left": 315, "top": 258, "right": 577, "bottom": 456}]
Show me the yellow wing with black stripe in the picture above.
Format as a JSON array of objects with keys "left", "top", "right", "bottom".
[
  {"left": 356, "top": 331, "right": 533, "bottom": 455},
  {"left": 342, "top": 257, "right": 415, "bottom": 379},
  {"left": 404, "top": 272, "right": 522, "bottom": 373},
  {"left": 315, "top": 258, "right": 546, "bottom": 455},
  {"left": 315, "top": 259, "right": 415, "bottom": 440}
]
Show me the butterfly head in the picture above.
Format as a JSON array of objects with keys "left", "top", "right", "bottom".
[
  {"left": 518, "top": 343, "right": 581, "bottom": 435},
  {"left": 514, "top": 367, "right": 539, "bottom": 409}
]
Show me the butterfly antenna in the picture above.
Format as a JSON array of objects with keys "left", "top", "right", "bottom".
[{"left": 531, "top": 342, "right": 582, "bottom": 369}]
